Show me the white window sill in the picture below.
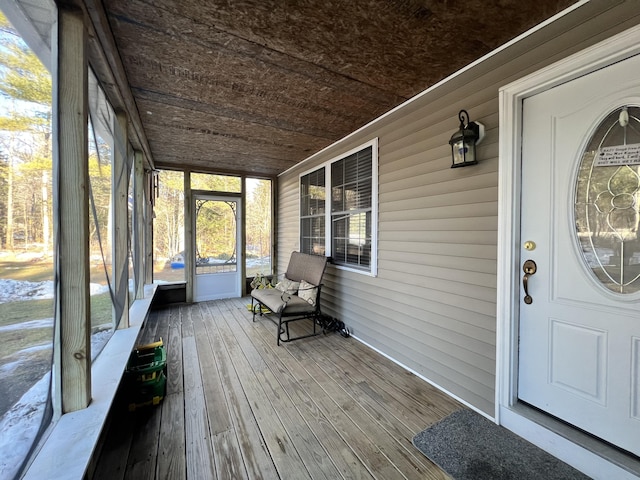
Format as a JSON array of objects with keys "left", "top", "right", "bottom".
[
  {"left": 22, "top": 284, "right": 158, "bottom": 480},
  {"left": 333, "top": 263, "right": 377, "bottom": 277}
]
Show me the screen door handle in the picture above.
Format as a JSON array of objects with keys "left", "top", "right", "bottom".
[{"left": 522, "top": 260, "right": 537, "bottom": 304}]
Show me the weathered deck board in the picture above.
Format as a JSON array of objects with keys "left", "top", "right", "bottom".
[
  {"left": 156, "top": 307, "right": 186, "bottom": 478},
  {"left": 94, "top": 297, "right": 460, "bottom": 479},
  {"left": 229, "top": 301, "right": 440, "bottom": 480},
  {"left": 182, "top": 304, "right": 217, "bottom": 479},
  {"left": 200, "top": 302, "right": 279, "bottom": 479},
  {"left": 210, "top": 301, "right": 314, "bottom": 479},
  {"left": 156, "top": 392, "right": 186, "bottom": 479},
  {"left": 192, "top": 303, "right": 246, "bottom": 479},
  {"left": 311, "top": 333, "right": 460, "bottom": 429},
  {"left": 219, "top": 304, "right": 342, "bottom": 479},
  {"left": 229, "top": 305, "right": 379, "bottom": 480}
]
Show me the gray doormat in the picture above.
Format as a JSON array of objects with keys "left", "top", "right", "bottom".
[{"left": 412, "top": 409, "right": 591, "bottom": 480}]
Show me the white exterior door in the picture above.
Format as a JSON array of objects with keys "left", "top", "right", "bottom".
[
  {"left": 518, "top": 53, "right": 640, "bottom": 456},
  {"left": 193, "top": 195, "right": 242, "bottom": 302}
]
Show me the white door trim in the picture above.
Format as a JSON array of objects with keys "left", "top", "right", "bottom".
[
  {"left": 192, "top": 194, "right": 243, "bottom": 302},
  {"left": 497, "top": 24, "right": 640, "bottom": 479}
]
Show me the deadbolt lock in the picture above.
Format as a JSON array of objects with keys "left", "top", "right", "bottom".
[{"left": 524, "top": 241, "right": 536, "bottom": 251}]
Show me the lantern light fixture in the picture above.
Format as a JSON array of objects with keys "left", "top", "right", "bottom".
[{"left": 449, "top": 109, "right": 485, "bottom": 168}]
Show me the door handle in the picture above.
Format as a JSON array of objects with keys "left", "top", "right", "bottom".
[{"left": 522, "top": 260, "right": 537, "bottom": 304}]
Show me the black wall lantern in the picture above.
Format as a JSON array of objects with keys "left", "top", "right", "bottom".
[{"left": 449, "top": 109, "right": 485, "bottom": 168}]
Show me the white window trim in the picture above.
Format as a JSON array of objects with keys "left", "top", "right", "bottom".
[{"left": 299, "top": 138, "right": 378, "bottom": 277}]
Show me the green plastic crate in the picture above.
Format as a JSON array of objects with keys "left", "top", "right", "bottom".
[{"left": 124, "top": 339, "right": 167, "bottom": 411}]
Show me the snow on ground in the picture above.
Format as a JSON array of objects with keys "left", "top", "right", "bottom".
[
  {"left": 0, "top": 278, "right": 114, "bottom": 480},
  {"left": 0, "top": 279, "right": 53, "bottom": 303},
  {"left": 0, "top": 318, "right": 53, "bottom": 332},
  {"left": 0, "top": 329, "right": 115, "bottom": 480},
  {"left": 1, "top": 344, "right": 52, "bottom": 376},
  {"left": 0, "top": 374, "right": 50, "bottom": 480},
  {"left": 0, "top": 279, "right": 109, "bottom": 304}
]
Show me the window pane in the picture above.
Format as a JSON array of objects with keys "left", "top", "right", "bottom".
[
  {"left": 333, "top": 237, "right": 347, "bottom": 264},
  {"left": 191, "top": 172, "right": 241, "bottom": 192},
  {"left": 301, "top": 237, "right": 311, "bottom": 255},
  {"left": 87, "top": 128, "right": 114, "bottom": 355},
  {"left": 301, "top": 168, "right": 325, "bottom": 216},
  {"left": 310, "top": 184, "right": 325, "bottom": 215},
  {"left": 0, "top": 7, "right": 55, "bottom": 478},
  {"left": 154, "top": 170, "right": 185, "bottom": 283},
  {"left": 246, "top": 178, "right": 272, "bottom": 277},
  {"left": 332, "top": 184, "right": 344, "bottom": 212},
  {"left": 88, "top": 69, "right": 116, "bottom": 356},
  {"left": 128, "top": 149, "right": 134, "bottom": 305},
  {"left": 331, "top": 146, "right": 373, "bottom": 270},
  {"left": 300, "top": 167, "right": 325, "bottom": 255}
]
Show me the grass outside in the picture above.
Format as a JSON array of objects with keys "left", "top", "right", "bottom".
[
  {"left": 0, "top": 252, "right": 114, "bottom": 418},
  {"left": 153, "top": 256, "right": 272, "bottom": 282},
  {"left": 0, "top": 260, "right": 54, "bottom": 282},
  {"left": 0, "top": 257, "right": 115, "bottom": 283},
  {"left": 1, "top": 252, "right": 271, "bottom": 418},
  {"left": 0, "top": 297, "right": 53, "bottom": 326}
]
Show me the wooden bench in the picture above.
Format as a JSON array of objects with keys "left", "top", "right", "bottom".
[{"left": 250, "top": 252, "right": 327, "bottom": 345}]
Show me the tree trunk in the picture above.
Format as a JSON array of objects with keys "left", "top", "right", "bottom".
[
  {"left": 42, "top": 169, "right": 50, "bottom": 252},
  {"left": 5, "top": 157, "right": 13, "bottom": 250}
]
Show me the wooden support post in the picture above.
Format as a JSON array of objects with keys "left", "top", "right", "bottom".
[
  {"left": 241, "top": 177, "right": 247, "bottom": 296},
  {"left": 272, "top": 177, "right": 278, "bottom": 275},
  {"left": 134, "top": 150, "right": 145, "bottom": 299},
  {"left": 53, "top": 6, "right": 90, "bottom": 413},
  {"left": 144, "top": 169, "right": 154, "bottom": 285},
  {"left": 185, "top": 171, "right": 193, "bottom": 303},
  {"left": 114, "top": 111, "right": 129, "bottom": 328}
]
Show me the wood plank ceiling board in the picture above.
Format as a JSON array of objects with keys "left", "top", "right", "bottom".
[{"left": 103, "top": 0, "right": 577, "bottom": 176}]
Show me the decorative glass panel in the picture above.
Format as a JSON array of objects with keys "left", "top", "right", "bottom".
[
  {"left": 574, "top": 106, "right": 640, "bottom": 294},
  {"left": 195, "top": 199, "right": 237, "bottom": 274}
]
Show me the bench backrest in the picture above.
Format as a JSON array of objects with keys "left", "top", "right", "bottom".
[{"left": 285, "top": 252, "right": 327, "bottom": 286}]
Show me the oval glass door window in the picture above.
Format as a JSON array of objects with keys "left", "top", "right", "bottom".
[{"left": 574, "top": 106, "right": 640, "bottom": 294}]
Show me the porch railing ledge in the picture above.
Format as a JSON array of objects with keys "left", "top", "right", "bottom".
[{"left": 21, "top": 283, "right": 159, "bottom": 480}]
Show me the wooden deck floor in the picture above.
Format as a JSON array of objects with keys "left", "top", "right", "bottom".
[{"left": 92, "top": 297, "right": 462, "bottom": 479}]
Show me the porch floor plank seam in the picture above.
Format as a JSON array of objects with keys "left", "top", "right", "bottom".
[{"left": 93, "top": 297, "right": 462, "bottom": 479}]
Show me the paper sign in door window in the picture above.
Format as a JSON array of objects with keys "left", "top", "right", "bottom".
[{"left": 594, "top": 143, "right": 640, "bottom": 166}]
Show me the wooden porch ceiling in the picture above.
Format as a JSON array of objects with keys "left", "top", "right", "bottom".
[{"left": 103, "top": 0, "right": 576, "bottom": 177}]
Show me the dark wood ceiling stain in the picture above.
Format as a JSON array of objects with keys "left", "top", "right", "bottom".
[{"left": 105, "top": 0, "right": 576, "bottom": 176}]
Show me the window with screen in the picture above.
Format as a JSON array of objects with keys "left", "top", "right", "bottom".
[
  {"left": 331, "top": 146, "right": 372, "bottom": 270},
  {"left": 299, "top": 139, "right": 377, "bottom": 275},
  {"left": 300, "top": 167, "right": 326, "bottom": 256}
]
